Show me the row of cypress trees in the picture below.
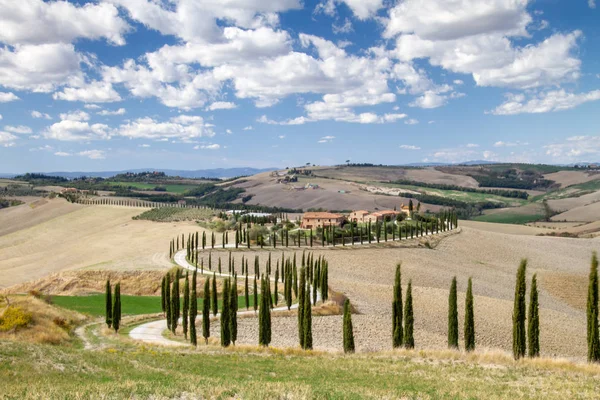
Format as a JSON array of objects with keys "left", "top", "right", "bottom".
[
  {"left": 512, "top": 259, "right": 540, "bottom": 359},
  {"left": 447, "top": 277, "right": 475, "bottom": 351},
  {"left": 104, "top": 279, "right": 121, "bottom": 333},
  {"left": 392, "top": 264, "right": 414, "bottom": 349}
]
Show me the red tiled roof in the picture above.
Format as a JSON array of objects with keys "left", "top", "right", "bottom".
[{"left": 303, "top": 212, "right": 344, "bottom": 219}]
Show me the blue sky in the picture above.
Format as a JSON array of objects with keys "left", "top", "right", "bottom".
[{"left": 0, "top": 0, "right": 599, "bottom": 173}]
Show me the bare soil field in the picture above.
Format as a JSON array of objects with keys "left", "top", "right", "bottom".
[
  {"left": 544, "top": 171, "right": 600, "bottom": 187},
  {"left": 551, "top": 201, "right": 600, "bottom": 223},
  {"left": 311, "top": 166, "right": 480, "bottom": 188},
  {"left": 460, "top": 220, "right": 551, "bottom": 235},
  {"left": 0, "top": 197, "right": 82, "bottom": 237},
  {"left": 0, "top": 203, "right": 208, "bottom": 289}
]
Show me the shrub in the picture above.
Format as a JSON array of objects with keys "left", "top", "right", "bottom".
[{"left": 0, "top": 307, "right": 32, "bottom": 332}]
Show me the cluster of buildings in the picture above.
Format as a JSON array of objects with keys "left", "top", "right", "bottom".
[{"left": 300, "top": 205, "right": 411, "bottom": 229}]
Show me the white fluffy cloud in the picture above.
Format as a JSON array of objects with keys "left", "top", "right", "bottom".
[
  {"left": 0, "top": 131, "right": 17, "bottom": 147},
  {"left": 400, "top": 144, "right": 420, "bottom": 150},
  {"left": 545, "top": 136, "right": 600, "bottom": 161},
  {"left": 4, "top": 125, "right": 32, "bottom": 134},
  {"left": 0, "top": 43, "right": 84, "bottom": 92},
  {"left": 0, "top": 0, "right": 129, "bottom": 46},
  {"left": 493, "top": 140, "right": 528, "bottom": 147},
  {"left": 59, "top": 110, "right": 89, "bottom": 122},
  {"left": 316, "top": 0, "right": 383, "bottom": 20},
  {"left": 97, "top": 108, "right": 126, "bottom": 116},
  {"left": 78, "top": 149, "right": 106, "bottom": 159},
  {"left": 0, "top": 92, "right": 19, "bottom": 102},
  {"left": 194, "top": 143, "right": 220, "bottom": 150},
  {"left": 490, "top": 89, "right": 600, "bottom": 115},
  {"left": 53, "top": 81, "right": 122, "bottom": 103},
  {"left": 44, "top": 110, "right": 112, "bottom": 141},
  {"left": 31, "top": 110, "right": 52, "bottom": 119},
  {"left": 206, "top": 101, "right": 237, "bottom": 111},
  {"left": 118, "top": 115, "right": 215, "bottom": 141},
  {"left": 404, "top": 119, "right": 419, "bottom": 125}
]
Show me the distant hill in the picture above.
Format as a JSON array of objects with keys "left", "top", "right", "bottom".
[
  {"left": 0, "top": 168, "right": 277, "bottom": 180},
  {"left": 401, "top": 160, "right": 499, "bottom": 167}
]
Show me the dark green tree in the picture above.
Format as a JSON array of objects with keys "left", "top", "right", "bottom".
[
  {"left": 112, "top": 282, "right": 121, "bottom": 333},
  {"left": 588, "top": 252, "right": 600, "bottom": 362},
  {"left": 230, "top": 277, "right": 238, "bottom": 345},
  {"left": 165, "top": 273, "right": 171, "bottom": 331},
  {"left": 464, "top": 278, "right": 475, "bottom": 352},
  {"left": 160, "top": 276, "right": 166, "bottom": 316},
  {"left": 105, "top": 279, "right": 112, "bottom": 328},
  {"left": 298, "top": 267, "right": 306, "bottom": 348},
  {"left": 404, "top": 280, "right": 414, "bottom": 349},
  {"left": 513, "top": 259, "right": 527, "bottom": 359},
  {"left": 258, "top": 277, "right": 272, "bottom": 347},
  {"left": 392, "top": 264, "right": 403, "bottom": 348},
  {"left": 212, "top": 272, "right": 218, "bottom": 316},
  {"left": 448, "top": 277, "right": 459, "bottom": 349},
  {"left": 190, "top": 270, "right": 198, "bottom": 346},
  {"left": 343, "top": 299, "right": 355, "bottom": 353},
  {"left": 171, "top": 269, "right": 180, "bottom": 334},
  {"left": 202, "top": 276, "right": 210, "bottom": 345},
  {"left": 183, "top": 272, "right": 190, "bottom": 339},
  {"left": 253, "top": 276, "right": 258, "bottom": 312},
  {"left": 528, "top": 274, "right": 540, "bottom": 358},
  {"left": 245, "top": 273, "right": 250, "bottom": 310},
  {"left": 220, "top": 278, "right": 231, "bottom": 347}
]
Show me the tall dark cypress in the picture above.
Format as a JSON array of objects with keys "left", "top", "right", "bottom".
[
  {"left": 212, "top": 272, "right": 218, "bottom": 316},
  {"left": 165, "top": 273, "right": 171, "bottom": 330},
  {"left": 343, "top": 299, "right": 355, "bottom": 353},
  {"left": 448, "top": 277, "right": 459, "bottom": 349},
  {"left": 464, "top": 278, "right": 475, "bottom": 352},
  {"left": 274, "top": 266, "right": 279, "bottom": 305},
  {"left": 230, "top": 277, "right": 238, "bottom": 345},
  {"left": 202, "top": 276, "right": 210, "bottom": 345},
  {"left": 513, "top": 259, "right": 527, "bottom": 359},
  {"left": 160, "top": 276, "right": 166, "bottom": 316},
  {"left": 105, "top": 279, "right": 112, "bottom": 328},
  {"left": 392, "top": 264, "right": 403, "bottom": 348},
  {"left": 183, "top": 272, "right": 190, "bottom": 339},
  {"left": 303, "top": 280, "right": 313, "bottom": 350},
  {"left": 220, "top": 278, "right": 231, "bottom": 347},
  {"left": 245, "top": 273, "right": 250, "bottom": 310},
  {"left": 404, "top": 280, "right": 414, "bottom": 349},
  {"left": 190, "top": 270, "right": 197, "bottom": 346},
  {"left": 298, "top": 267, "right": 306, "bottom": 348},
  {"left": 258, "top": 277, "right": 271, "bottom": 346},
  {"left": 253, "top": 276, "right": 258, "bottom": 312},
  {"left": 171, "top": 269, "right": 180, "bottom": 334},
  {"left": 588, "top": 252, "right": 600, "bottom": 362},
  {"left": 528, "top": 274, "right": 540, "bottom": 358},
  {"left": 112, "top": 282, "right": 121, "bottom": 333}
]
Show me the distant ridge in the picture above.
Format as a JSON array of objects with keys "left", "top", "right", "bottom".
[{"left": 0, "top": 167, "right": 277, "bottom": 180}]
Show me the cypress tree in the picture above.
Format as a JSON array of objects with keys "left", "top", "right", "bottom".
[
  {"left": 220, "top": 279, "right": 231, "bottom": 347},
  {"left": 286, "top": 265, "right": 292, "bottom": 310},
  {"left": 588, "top": 252, "right": 600, "bottom": 362},
  {"left": 343, "top": 299, "right": 355, "bottom": 353},
  {"left": 190, "top": 270, "right": 197, "bottom": 346},
  {"left": 528, "top": 274, "right": 540, "bottom": 358},
  {"left": 303, "top": 281, "right": 313, "bottom": 350},
  {"left": 202, "top": 276, "right": 210, "bottom": 345},
  {"left": 105, "top": 279, "right": 112, "bottom": 328},
  {"left": 274, "top": 266, "right": 279, "bottom": 306},
  {"left": 464, "top": 278, "right": 475, "bottom": 352},
  {"left": 392, "top": 264, "right": 403, "bottom": 348},
  {"left": 171, "top": 269, "right": 180, "bottom": 334},
  {"left": 183, "top": 272, "right": 190, "bottom": 339},
  {"left": 218, "top": 257, "right": 222, "bottom": 274},
  {"left": 258, "top": 277, "right": 271, "bottom": 346},
  {"left": 165, "top": 273, "right": 171, "bottom": 330},
  {"left": 212, "top": 272, "right": 218, "bottom": 316},
  {"left": 245, "top": 273, "right": 250, "bottom": 310},
  {"left": 298, "top": 267, "right": 306, "bottom": 348},
  {"left": 112, "top": 282, "right": 121, "bottom": 333},
  {"left": 404, "top": 280, "right": 414, "bottom": 349},
  {"left": 161, "top": 276, "right": 166, "bottom": 315},
  {"left": 293, "top": 254, "right": 298, "bottom": 297},
  {"left": 230, "top": 277, "right": 238, "bottom": 345},
  {"left": 448, "top": 277, "right": 459, "bottom": 349},
  {"left": 253, "top": 276, "right": 258, "bottom": 312},
  {"left": 513, "top": 259, "right": 527, "bottom": 359}
]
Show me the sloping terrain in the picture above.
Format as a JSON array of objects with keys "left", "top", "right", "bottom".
[
  {"left": 0, "top": 197, "right": 81, "bottom": 237},
  {"left": 544, "top": 170, "right": 600, "bottom": 187}
]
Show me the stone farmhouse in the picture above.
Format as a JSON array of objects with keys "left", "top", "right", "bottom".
[{"left": 300, "top": 212, "right": 345, "bottom": 229}]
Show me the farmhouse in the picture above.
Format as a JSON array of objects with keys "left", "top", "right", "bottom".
[
  {"left": 348, "top": 210, "right": 369, "bottom": 223},
  {"left": 301, "top": 212, "right": 345, "bottom": 229},
  {"left": 365, "top": 210, "right": 402, "bottom": 223}
]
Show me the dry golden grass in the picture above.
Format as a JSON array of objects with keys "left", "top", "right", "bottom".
[{"left": 0, "top": 295, "right": 86, "bottom": 345}]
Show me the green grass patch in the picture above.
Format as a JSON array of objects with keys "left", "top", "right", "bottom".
[
  {"left": 107, "top": 181, "right": 198, "bottom": 193},
  {"left": 472, "top": 213, "right": 543, "bottom": 224},
  {"left": 52, "top": 294, "right": 269, "bottom": 317}
]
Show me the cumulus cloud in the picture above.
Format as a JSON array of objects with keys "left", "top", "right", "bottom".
[
  {"left": 0, "top": 131, "right": 18, "bottom": 147},
  {"left": 44, "top": 110, "right": 112, "bottom": 141},
  {"left": 490, "top": 89, "right": 600, "bottom": 115},
  {"left": 0, "top": 43, "right": 84, "bottom": 92},
  {"left": 315, "top": 0, "right": 384, "bottom": 20},
  {"left": 404, "top": 119, "right": 419, "bottom": 125},
  {"left": 243, "top": 126, "right": 253, "bottom": 130},
  {"left": 206, "top": 101, "right": 237, "bottom": 111},
  {"left": 0, "top": 0, "right": 129, "bottom": 46},
  {"left": 97, "top": 108, "right": 126, "bottom": 116},
  {"left": 194, "top": 143, "right": 220, "bottom": 150},
  {"left": 0, "top": 92, "right": 19, "bottom": 102},
  {"left": 59, "top": 110, "right": 90, "bottom": 122},
  {"left": 544, "top": 136, "right": 600, "bottom": 161},
  {"left": 332, "top": 18, "right": 353, "bottom": 35},
  {"left": 54, "top": 151, "right": 71, "bottom": 157},
  {"left": 78, "top": 149, "right": 106, "bottom": 159},
  {"left": 118, "top": 115, "right": 215, "bottom": 141},
  {"left": 4, "top": 125, "right": 32, "bottom": 134},
  {"left": 31, "top": 110, "right": 52, "bottom": 119},
  {"left": 53, "top": 81, "right": 122, "bottom": 103},
  {"left": 494, "top": 140, "right": 528, "bottom": 147},
  {"left": 399, "top": 144, "right": 420, "bottom": 150}
]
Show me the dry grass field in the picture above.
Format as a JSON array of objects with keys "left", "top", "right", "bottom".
[{"left": 544, "top": 170, "right": 600, "bottom": 187}]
